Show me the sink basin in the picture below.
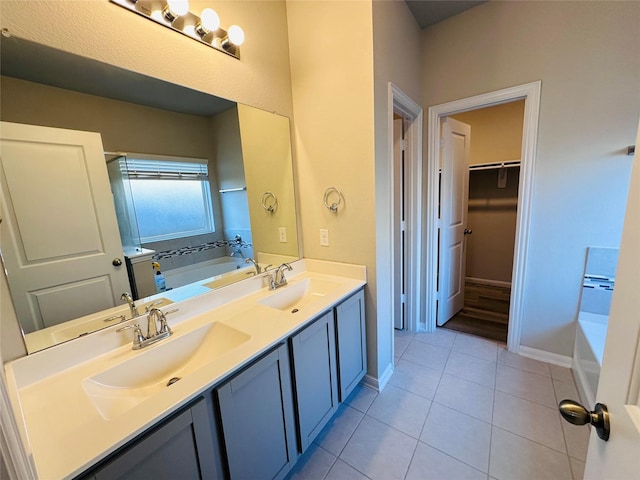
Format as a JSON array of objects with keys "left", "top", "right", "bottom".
[
  {"left": 258, "top": 278, "right": 341, "bottom": 312},
  {"left": 82, "top": 322, "right": 250, "bottom": 420}
]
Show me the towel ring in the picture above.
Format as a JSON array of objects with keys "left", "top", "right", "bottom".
[
  {"left": 262, "top": 191, "right": 278, "bottom": 213},
  {"left": 323, "top": 187, "right": 343, "bottom": 213}
]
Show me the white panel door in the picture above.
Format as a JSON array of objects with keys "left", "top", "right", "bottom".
[
  {"left": 0, "top": 122, "right": 129, "bottom": 333},
  {"left": 438, "top": 117, "right": 471, "bottom": 326},
  {"left": 582, "top": 122, "right": 640, "bottom": 479}
]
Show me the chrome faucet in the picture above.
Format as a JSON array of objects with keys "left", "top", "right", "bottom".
[
  {"left": 230, "top": 248, "right": 245, "bottom": 258},
  {"left": 245, "top": 257, "right": 263, "bottom": 275},
  {"left": 267, "top": 263, "right": 293, "bottom": 290},
  {"left": 121, "top": 292, "right": 140, "bottom": 318},
  {"left": 117, "top": 307, "right": 176, "bottom": 350}
]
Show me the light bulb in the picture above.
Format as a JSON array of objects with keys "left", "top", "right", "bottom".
[
  {"left": 199, "top": 8, "right": 220, "bottom": 32},
  {"left": 163, "top": 0, "right": 189, "bottom": 20},
  {"left": 227, "top": 25, "right": 245, "bottom": 46}
]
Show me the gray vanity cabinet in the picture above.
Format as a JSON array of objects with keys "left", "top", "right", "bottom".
[
  {"left": 88, "top": 397, "right": 223, "bottom": 480},
  {"left": 290, "top": 310, "right": 338, "bottom": 452},
  {"left": 216, "top": 344, "right": 297, "bottom": 480},
  {"left": 335, "top": 289, "right": 367, "bottom": 401}
]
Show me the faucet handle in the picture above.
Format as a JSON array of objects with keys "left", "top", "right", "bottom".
[
  {"left": 144, "top": 300, "right": 164, "bottom": 313},
  {"left": 116, "top": 323, "right": 145, "bottom": 349},
  {"left": 149, "top": 308, "right": 177, "bottom": 335}
]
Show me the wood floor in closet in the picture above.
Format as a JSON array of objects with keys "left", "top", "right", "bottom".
[{"left": 441, "top": 280, "right": 510, "bottom": 343}]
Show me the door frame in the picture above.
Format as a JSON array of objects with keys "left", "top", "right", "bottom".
[
  {"left": 425, "top": 81, "right": 541, "bottom": 352},
  {"left": 389, "top": 83, "right": 423, "bottom": 334}
]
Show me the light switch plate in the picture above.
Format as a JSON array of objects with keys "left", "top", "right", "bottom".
[
  {"left": 278, "top": 227, "right": 287, "bottom": 243},
  {"left": 320, "top": 229, "right": 329, "bottom": 246}
]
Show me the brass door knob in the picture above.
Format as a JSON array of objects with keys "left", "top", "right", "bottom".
[{"left": 559, "top": 399, "right": 610, "bottom": 441}]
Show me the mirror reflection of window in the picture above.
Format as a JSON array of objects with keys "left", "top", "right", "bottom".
[{"left": 115, "top": 156, "right": 215, "bottom": 244}]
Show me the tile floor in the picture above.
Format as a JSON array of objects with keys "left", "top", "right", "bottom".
[{"left": 287, "top": 328, "right": 588, "bottom": 480}]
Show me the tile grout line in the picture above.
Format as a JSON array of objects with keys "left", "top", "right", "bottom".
[{"left": 487, "top": 352, "right": 499, "bottom": 479}]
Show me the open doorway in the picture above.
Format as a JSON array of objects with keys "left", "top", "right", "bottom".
[
  {"left": 426, "top": 81, "right": 542, "bottom": 353},
  {"left": 438, "top": 100, "right": 525, "bottom": 343}
]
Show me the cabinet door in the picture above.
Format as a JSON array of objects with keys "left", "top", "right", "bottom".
[
  {"left": 291, "top": 311, "right": 338, "bottom": 452},
  {"left": 335, "top": 289, "right": 367, "bottom": 401},
  {"left": 216, "top": 345, "right": 296, "bottom": 480},
  {"left": 92, "top": 397, "right": 222, "bottom": 480}
]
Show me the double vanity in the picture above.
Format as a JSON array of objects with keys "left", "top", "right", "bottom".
[{"left": 4, "top": 259, "right": 367, "bottom": 479}]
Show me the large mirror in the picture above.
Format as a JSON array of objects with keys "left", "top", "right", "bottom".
[{"left": 0, "top": 36, "right": 299, "bottom": 353}]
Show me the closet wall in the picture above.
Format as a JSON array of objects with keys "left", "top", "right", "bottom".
[{"left": 451, "top": 100, "right": 524, "bottom": 284}]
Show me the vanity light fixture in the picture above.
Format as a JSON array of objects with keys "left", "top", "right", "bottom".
[{"left": 110, "top": 0, "right": 245, "bottom": 59}]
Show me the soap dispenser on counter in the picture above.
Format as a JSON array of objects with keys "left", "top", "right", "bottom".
[{"left": 152, "top": 261, "right": 166, "bottom": 293}]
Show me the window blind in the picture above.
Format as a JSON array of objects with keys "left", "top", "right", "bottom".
[{"left": 119, "top": 159, "right": 208, "bottom": 181}]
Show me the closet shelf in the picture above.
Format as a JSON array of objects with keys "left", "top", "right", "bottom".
[
  {"left": 469, "top": 160, "right": 521, "bottom": 171},
  {"left": 468, "top": 198, "right": 518, "bottom": 208}
]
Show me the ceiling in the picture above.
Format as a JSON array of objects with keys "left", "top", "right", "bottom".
[{"left": 405, "top": 0, "right": 487, "bottom": 29}]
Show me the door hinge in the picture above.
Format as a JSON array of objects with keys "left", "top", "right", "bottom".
[{"left": 401, "top": 139, "right": 408, "bottom": 151}]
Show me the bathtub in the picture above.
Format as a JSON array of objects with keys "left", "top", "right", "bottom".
[
  {"left": 163, "top": 257, "right": 250, "bottom": 290},
  {"left": 572, "top": 312, "right": 608, "bottom": 407}
]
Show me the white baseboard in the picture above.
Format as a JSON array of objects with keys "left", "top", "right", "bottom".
[
  {"left": 465, "top": 277, "right": 512, "bottom": 288},
  {"left": 517, "top": 345, "right": 573, "bottom": 368},
  {"left": 363, "top": 362, "right": 394, "bottom": 392},
  {"left": 571, "top": 356, "right": 595, "bottom": 407}
]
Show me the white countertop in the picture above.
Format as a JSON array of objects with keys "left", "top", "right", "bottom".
[{"left": 4, "top": 259, "right": 366, "bottom": 480}]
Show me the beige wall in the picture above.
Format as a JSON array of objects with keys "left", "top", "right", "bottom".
[
  {"left": 372, "top": 0, "right": 422, "bottom": 379},
  {"left": 451, "top": 100, "right": 524, "bottom": 165},
  {"left": 422, "top": 1, "right": 639, "bottom": 356},
  {"left": 286, "top": 0, "right": 378, "bottom": 375},
  {"left": 238, "top": 104, "right": 298, "bottom": 258},
  {"left": 0, "top": 76, "right": 217, "bottom": 158}
]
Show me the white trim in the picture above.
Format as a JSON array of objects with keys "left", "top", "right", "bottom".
[
  {"left": 426, "top": 81, "right": 542, "bottom": 354},
  {"left": 518, "top": 345, "right": 573, "bottom": 368},
  {"left": 363, "top": 362, "right": 394, "bottom": 392},
  {"left": 389, "top": 83, "right": 423, "bottom": 335},
  {"left": 465, "top": 277, "right": 512, "bottom": 288}
]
